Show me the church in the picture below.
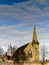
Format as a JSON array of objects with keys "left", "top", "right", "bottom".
[{"left": 12, "top": 26, "right": 39, "bottom": 63}]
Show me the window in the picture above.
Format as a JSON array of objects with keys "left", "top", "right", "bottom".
[{"left": 28, "top": 49, "right": 32, "bottom": 58}]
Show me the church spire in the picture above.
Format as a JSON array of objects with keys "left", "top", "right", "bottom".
[{"left": 32, "top": 25, "right": 38, "bottom": 43}]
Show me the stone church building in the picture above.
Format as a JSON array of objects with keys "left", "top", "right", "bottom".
[{"left": 12, "top": 26, "right": 39, "bottom": 63}]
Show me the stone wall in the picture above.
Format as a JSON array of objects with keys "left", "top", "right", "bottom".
[{"left": 0, "top": 62, "right": 49, "bottom": 65}]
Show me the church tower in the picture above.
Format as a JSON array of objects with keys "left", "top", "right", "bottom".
[
  {"left": 32, "top": 25, "right": 39, "bottom": 61},
  {"left": 32, "top": 26, "right": 39, "bottom": 44}
]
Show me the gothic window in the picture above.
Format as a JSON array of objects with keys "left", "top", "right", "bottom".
[{"left": 28, "top": 49, "right": 32, "bottom": 58}]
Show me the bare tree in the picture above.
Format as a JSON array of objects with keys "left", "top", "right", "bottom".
[
  {"left": 7, "top": 44, "right": 17, "bottom": 56},
  {"left": 0, "top": 47, "right": 4, "bottom": 56},
  {"left": 40, "top": 45, "right": 48, "bottom": 65}
]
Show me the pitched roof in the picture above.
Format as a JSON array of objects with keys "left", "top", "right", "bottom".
[{"left": 12, "top": 43, "right": 29, "bottom": 62}]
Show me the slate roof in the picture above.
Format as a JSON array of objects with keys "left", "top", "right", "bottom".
[{"left": 12, "top": 43, "right": 29, "bottom": 63}]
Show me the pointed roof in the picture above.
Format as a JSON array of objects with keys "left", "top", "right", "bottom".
[
  {"left": 12, "top": 43, "right": 28, "bottom": 62},
  {"left": 32, "top": 25, "right": 38, "bottom": 43}
]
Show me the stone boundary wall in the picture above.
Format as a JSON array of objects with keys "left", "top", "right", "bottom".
[{"left": 0, "top": 62, "right": 49, "bottom": 65}]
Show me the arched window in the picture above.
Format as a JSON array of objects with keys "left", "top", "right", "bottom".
[{"left": 28, "top": 49, "right": 32, "bottom": 58}]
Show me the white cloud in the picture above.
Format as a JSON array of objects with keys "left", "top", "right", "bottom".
[
  {"left": 0, "top": 0, "right": 49, "bottom": 52},
  {"left": 33, "top": 0, "right": 46, "bottom": 4},
  {"left": 0, "top": 25, "right": 33, "bottom": 48}
]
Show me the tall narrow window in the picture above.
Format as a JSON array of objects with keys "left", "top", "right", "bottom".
[{"left": 28, "top": 49, "right": 32, "bottom": 58}]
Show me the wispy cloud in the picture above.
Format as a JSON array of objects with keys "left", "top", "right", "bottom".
[{"left": 0, "top": 0, "right": 49, "bottom": 50}]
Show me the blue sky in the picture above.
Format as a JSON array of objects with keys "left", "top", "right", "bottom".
[
  {"left": 0, "top": 0, "right": 49, "bottom": 54},
  {"left": 0, "top": 0, "right": 29, "bottom": 4}
]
